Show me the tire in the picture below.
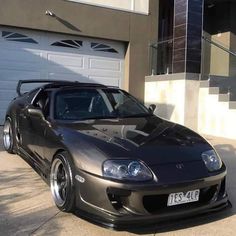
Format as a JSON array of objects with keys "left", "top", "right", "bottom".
[
  {"left": 50, "top": 151, "right": 76, "bottom": 212},
  {"left": 3, "top": 117, "right": 16, "bottom": 154}
]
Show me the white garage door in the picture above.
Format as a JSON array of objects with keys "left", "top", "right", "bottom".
[{"left": 0, "top": 27, "right": 125, "bottom": 124}]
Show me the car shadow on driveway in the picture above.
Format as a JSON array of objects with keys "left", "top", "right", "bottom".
[
  {"left": 0, "top": 126, "right": 3, "bottom": 152},
  {"left": 0, "top": 149, "right": 61, "bottom": 234},
  {"left": 0, "top": 124, "right": 61, "bottom": 235},
  {"left": 0, "top": 161, "right": 62, "bottom": 235}
]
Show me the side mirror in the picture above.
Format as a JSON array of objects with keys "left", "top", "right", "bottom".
[
  {"left": 148, "top": 104, "right": 156, "bottom": 114},
  {"left": 28, "top": 108, "right": 44, "bottom": 119}
]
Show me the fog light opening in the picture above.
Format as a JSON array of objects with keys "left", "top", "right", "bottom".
[
  {"left": 107, "top": 193, "right": 123, "bottom": 210},
  {"left": 106, "top": 187, "right": 131, "bottom": 212}
]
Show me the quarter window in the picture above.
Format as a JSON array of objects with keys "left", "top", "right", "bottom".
[
  {"left": 91, "top": 43, "right": 118, "bottom": 53},
  {"left": 51, "top": 40, "right": 83, "bottom": 49},
  {"left": 27, "top": 89, "right": 40, "bottom": 103},
  {"left": 2, "top": 31, "right": 38, "bottom": 44}
]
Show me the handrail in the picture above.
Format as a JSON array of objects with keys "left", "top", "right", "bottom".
[
  {"left": 202, "top": 36, "right": 236, "bottom": 57},
  {"left": 150, "top": 38, "right": 173, "bottom": 49}
]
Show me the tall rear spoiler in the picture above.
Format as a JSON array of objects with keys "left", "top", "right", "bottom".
[{"left": 16, "top": 80, "right": 72, "bottom": 96}]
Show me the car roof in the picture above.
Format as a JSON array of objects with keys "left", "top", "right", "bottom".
[{"left": 42, "top": 81, "right": 108, "bottom": 90}]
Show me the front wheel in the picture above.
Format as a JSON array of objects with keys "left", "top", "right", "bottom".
[
  {"left": 3, "top": 117, "right": 16, "bottom": 154},
  {"left": 50, "top": 152, "right": 76, "bottom": 212}
]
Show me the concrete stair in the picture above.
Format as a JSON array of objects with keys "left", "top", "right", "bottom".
[
  {"left": 200, "top": 78, "right": 236, "bottom": 109},
  {"left": 201, "top": 76, "right": 236, "bottom": 101},
  {"left": 198, "top": 80, "right": 236, "bottom": 139}
]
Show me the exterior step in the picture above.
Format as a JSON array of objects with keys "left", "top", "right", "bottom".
[
  {"left": 229, "top": 101, "right": 236, "bottom": 109},
  {"left": 208, "top": 87, "right": 219, "bottom": 94},
  {"left": 218, "top": 94, "right": 230, "bottom": 102},
  {"left": 199, "top": 85, "right": 236, "bottom": 139},
  {"left": 199, "top": 80, "right": 210, "bottom": 88},
  {"left": 209, "top": 76, "right": 236, "bottom": 101}
]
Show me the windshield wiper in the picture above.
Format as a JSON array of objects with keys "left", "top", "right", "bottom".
[
  {"left": 120, "top": 113, "right": 153, "bottom": 118},
  {"left": 80, "top": 116, "right": 119, "bottom": 120}
]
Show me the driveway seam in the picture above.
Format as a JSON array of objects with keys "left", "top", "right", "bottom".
[{"left": 29, "top": 211, "right": 60, "bottom": 235}]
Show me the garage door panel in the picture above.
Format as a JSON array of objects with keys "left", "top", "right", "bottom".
[
  {"left": 0, "top": 91, "right": 18, "bottom": 102},
  {"left": 0, "top": 27, "right": 125, "bottom": 124},
  {"left": 47, "top": 53, "right": 84, "bottom": 68},
  {"left": 48, "top": 72, "right": 88, "bottom": 81},
  {"left": 0, "top": 70, "right": 41, "bottom": 81},
  {"left": 77, "top": 49, "right": 123, "bottom": 59},
  {"left": 49, "top": 73, "right": 118, "bottom": 86},
  {"left": 0, "top": 70, "right": 41, "bottom": 107},
  {"left": 0, "top": 48, "right": 41, "bottom": 63},
  {"left": 0, "top": 79, "right": 19, "bottom": 87},
  {"left": 0, "top": 95, "right": 16, "bottom": 102},
  {"left": 0, "top": 62, "right": 41, "bottom": 71},
  {"left": 0, "top": 40, "right": 41, "bottom": 50},
  {"left": 88, "top": 76, "right": 119, "bottom": 87},
  {"left": 0, "top": 109, "right": 7, "bottom": 121},
  {"left": 47, "top": 66, "right": 88, "bottom": 75},
  {"left": 88, "top": 58, "right": 121, "bottom": 72},
  {"left": 88, "top": 70, "right": 122, "bottom": 78}
]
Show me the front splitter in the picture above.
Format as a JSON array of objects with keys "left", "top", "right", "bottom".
[{"left": 74, "top": 197, "right": 231, "bottom": 231}]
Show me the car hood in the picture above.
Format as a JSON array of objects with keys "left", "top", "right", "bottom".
[{"left": 56, "top": 116, "right": 212, "bottom": 167}]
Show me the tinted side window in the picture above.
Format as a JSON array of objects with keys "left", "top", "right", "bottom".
[
  {"left": 27, "top": 89, "right": 39, "bottom": 103},
  {"left": 33, "top": 91, "right": 51, "bottom": 118}
]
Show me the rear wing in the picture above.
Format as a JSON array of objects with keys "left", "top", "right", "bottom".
[{"left": 16, "top": 80, "right": 71, "bottom": 96}]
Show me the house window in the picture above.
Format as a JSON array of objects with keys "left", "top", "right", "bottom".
[
  {"left": 91, "top": 43, "right": 118, "bottom": 53},
  {"left": 2, "top": 31, "right": 38, "bottom": 44},
  {"left": 51, "top": 40, "right": 83, "bottom": 49}
]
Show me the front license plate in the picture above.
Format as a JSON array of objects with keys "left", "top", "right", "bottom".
[{"left": 167, "top": 189, "right": 200, "bottom": 206}]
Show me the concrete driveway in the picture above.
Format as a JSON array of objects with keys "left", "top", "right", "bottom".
[{"left": 1, "top": 127, "right": 236, "bottom": 236}]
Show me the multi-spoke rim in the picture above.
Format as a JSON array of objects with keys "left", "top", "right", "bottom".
[
  {"left": 50, "top": 158, "right": 69, "bottom": 207},
  {"left": 3, "top": 119, "right": 12, "bottom": 150}
]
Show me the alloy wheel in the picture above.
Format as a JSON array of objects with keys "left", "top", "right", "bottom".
[
  {"left": 50, "top": 158, "right": 69, "bottom": 207},
  {"left": 3, "top": 119, "right": 12, "bottom": 151}
]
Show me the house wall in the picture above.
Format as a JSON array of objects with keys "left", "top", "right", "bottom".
[
  {"left": 66, "top": 0, "right": 149, "bottom": 14},
  {"left": 204, "top": 0, "right": 236, "bottom": 78},
  {"left": 210, "top": 32, "right": 230, "bottom": 77},
  {"left": 0, "top": 0, "right": 159, "bottom": 101},
  {"left": 145, "top": 73, "right": 200, "bottom": 131}
]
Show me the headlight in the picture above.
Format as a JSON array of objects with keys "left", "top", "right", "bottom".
[
  {"left": 102, "top": 160, "right": 153, "bottom": 181},
  {"left": 201, "top": 150, "right": 222, "bottom": 172}
]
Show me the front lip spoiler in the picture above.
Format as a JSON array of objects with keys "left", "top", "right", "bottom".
[{"left": 75, "top": 197, "right": 231, "bottom": 230}]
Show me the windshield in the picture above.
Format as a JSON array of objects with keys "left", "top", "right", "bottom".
[{"left": 54, "top": 88, "right": 151, "bottom": 120}]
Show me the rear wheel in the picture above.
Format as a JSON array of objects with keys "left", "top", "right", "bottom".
[
  {"left": 50, "top": 152, "right": 75, "bottom": 212},
  {"left": 3, "top": 117, "right": 15, "bottom": 154}
]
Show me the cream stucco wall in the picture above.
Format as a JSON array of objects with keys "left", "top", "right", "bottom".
[
  {"left": 145, "top": 74, "right": 236, "bottom": 140},
  {"left": 198, "top": 87, "right": 236, "bottom": 140},
  {"left": 203, "top": 31, "right": 236, "bottom": 78},
  {"left": 145, "top": 73, "right": 200, "bottom": 131},
  {"left": 230, "top": 32, "right": 236, "bottom": 77},
  {"left": 0, "top": 0, "right": 159, "bottom": 102},
  {"left": 145, "top": 73, "right": 199, "bottom": 131},
  {"left": 210, "top": 32, "right": 230, "bottom": 77},
  {"left": 145, "top": 78, "right": 186, "bottom": 125},
  {"left": 67, "top": 0, "right": 149, "bottom": 14}
]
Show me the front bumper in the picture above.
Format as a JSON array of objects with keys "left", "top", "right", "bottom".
[
  {"left": 76, "top": 197, "right": 230, "bottom": 230},
  {"left": 74, "top": 168, "right": 228, "bottom": 228}
]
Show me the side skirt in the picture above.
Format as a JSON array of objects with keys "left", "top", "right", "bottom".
[{"left": 18, "top": 146, "right": 50, "bottom": 185}]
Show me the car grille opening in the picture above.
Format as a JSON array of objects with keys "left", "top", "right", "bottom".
[
  {"left": 107, "top": 187, "right": 131, "bottom": 211},
  {"left": 107, "top": 193, "right": 123, "bottom": 210},
  {"left": 143, "top": 185, "right": 218, "bottom": 214}
]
